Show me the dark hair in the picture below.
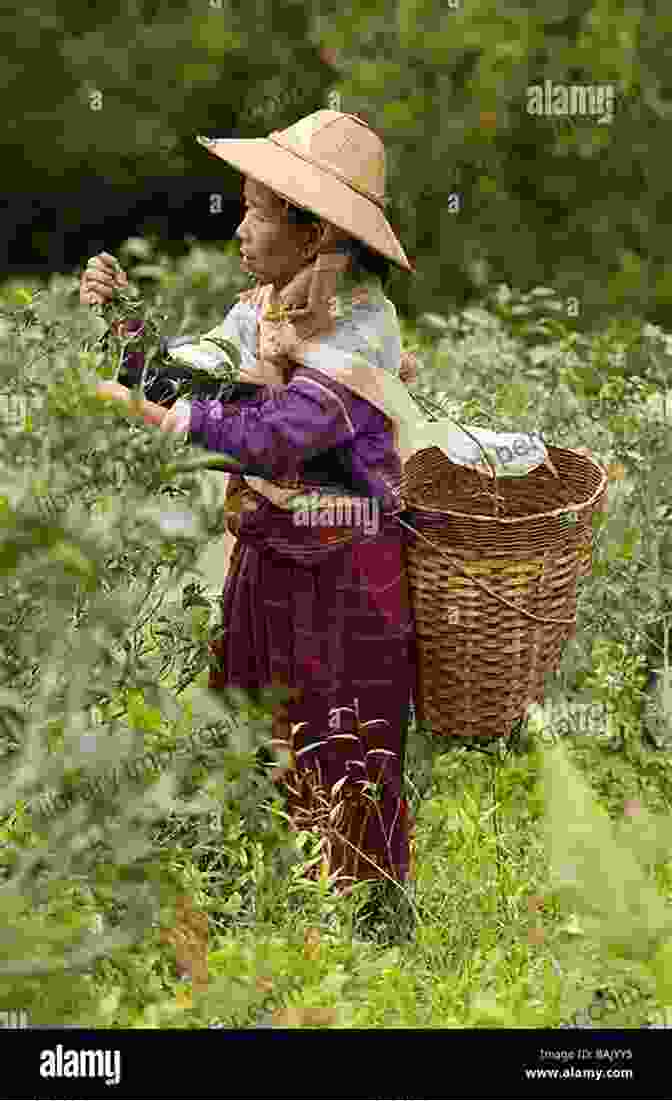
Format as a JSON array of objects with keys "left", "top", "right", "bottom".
[{"left": 285, "top": 200, "right": 392, "bottom": 289}]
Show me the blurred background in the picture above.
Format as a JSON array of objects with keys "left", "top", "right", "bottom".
[{"left": 2, "top": 0, "right": 671, "bottom": 330}]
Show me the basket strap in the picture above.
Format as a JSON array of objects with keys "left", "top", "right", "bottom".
[{"left": 395, "top": 516, "right": 576, "bottom": 626}]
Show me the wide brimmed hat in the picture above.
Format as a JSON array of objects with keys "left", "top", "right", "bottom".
[{"left": 196, "top": 110, "right": 413, "bottom": 273}]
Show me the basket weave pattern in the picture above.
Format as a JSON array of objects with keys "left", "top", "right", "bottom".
[{"left": 400, "top": 445, "right": 608, "bottom": 740}]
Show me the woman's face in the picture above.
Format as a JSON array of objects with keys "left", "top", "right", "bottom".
[{"left": 235, "top": 178, "right": 322, "bottom": 289}]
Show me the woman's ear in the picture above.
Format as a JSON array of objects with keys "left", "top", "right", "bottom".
[
  {"left": 317, "top": 223, "right": 332, "bottom": 250},
  {"left": 317, "top": 221, "right": 350, "bottom": 253},
  {"left": 301, "top": 222, "right": 326, "bottom": 261}
]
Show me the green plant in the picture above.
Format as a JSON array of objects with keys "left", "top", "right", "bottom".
[{"left": 0, "top": 266, "right": 295, "bottom": 1025}]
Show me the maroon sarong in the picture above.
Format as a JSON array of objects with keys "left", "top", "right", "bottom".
[{"left": 208, "top": 496, "right": 416, "bottom": 886}]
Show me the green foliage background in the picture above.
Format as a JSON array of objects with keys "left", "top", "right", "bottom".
[{"left": 4, "top": 0, "right": 672, "bottom": 327}]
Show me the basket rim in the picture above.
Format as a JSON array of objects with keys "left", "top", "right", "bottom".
[{"left": 401, "top": 447, "right": 608, "bottom": 525}]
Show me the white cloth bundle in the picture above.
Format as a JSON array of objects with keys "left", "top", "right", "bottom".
[{"left": 406, "top": 418, "right": 549, "bottom": 478}]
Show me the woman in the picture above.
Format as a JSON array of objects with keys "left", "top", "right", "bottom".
[{"left": 84, "top": 110, "right": 421, "bottom": 908}]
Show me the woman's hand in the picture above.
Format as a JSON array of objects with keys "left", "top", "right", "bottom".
[
  {"left": 80, "top": 252, "right": 128, "bottom": 306},
  {"left": 95, "top": 380, "right": 173, "bottom": 429}
]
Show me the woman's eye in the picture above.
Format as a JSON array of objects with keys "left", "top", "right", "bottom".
[{"left": 245, "top": 203, "right": 275, "bottom": 219}]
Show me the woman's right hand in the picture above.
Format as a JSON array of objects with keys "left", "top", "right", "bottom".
[{"left": 79, "top": 252, "right": 128, "bottom": 306}]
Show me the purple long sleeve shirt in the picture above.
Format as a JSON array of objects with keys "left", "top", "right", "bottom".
[
  {"left": 121, "top": 284, "right": 406, "bottom": 515},
  {"left": 189, "top": 365, "right": 403, "bottom": 513}
]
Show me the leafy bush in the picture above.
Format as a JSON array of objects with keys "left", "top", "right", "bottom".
[{"left": 0, "top": 255, "right": 298, "bottom": 1026}]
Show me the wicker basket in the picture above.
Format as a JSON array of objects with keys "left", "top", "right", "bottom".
[{"left": 399, "top": 444, "right": 608, "bottom": 740}]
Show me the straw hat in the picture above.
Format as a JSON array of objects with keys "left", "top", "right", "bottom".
[{"left": 196, "top": 110, "right": 413, "bottom": 273}]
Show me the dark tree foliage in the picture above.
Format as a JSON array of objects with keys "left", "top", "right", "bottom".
[{"left": 2, "top": 0, "right": 671, "bottom": 330}]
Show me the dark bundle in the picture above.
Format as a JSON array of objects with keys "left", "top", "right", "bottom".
[{"left": 97, "top": 292, "right": 261, "bottom": 410}]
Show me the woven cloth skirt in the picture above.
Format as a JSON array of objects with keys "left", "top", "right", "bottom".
[{"left": 208, "top": 488, "right": 416, "bottom": 886}]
